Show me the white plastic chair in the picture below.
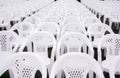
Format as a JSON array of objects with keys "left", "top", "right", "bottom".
[
  {"left": 61, "top": 22, "right": 87, "bottom": 36},
  {"left": 109, "top": 55, "right": 120, "bottom": 78},
  {"left": 0, "top": 52, "right": 47, "bottom": 78},
  {"left": 64, "top": 9, "right": 79, "bottom": 17},
  {"left": 23, "top": 15, "right": 41, "bottom": 30},
  {"left": 37, "top": 22, "right": 60, "bottom": 40},
  {"left": 50, "top": 52, "right": 104, "bottom": 78},
  {"left": 34, "top": 12, "right": 46, "bottom": 21},
  {"left": 88, "top": 23, "right": 114, "bottom": 47},
  {"left": 83, "top": 16, "right": 101, "bottom": 30},
  {"left": 79, "top": 10, "right": 94, "bottom": 21},
  {"left": 57, "top": 32, "right": 94, "bottom": 58},
  {"left": 10, "top": 22, "right": 34, "bottom": 45},
  {"left": 50, "top": 8, "right": 64, "bottom": 19},
  {"left": 0, "top": 18, "right": 11, "bottom": 30},
  {"left": 98, "top": 34, "right": 120, "bottom": 65},
  {"left": 19, "top": 31, "right": 56, "bottom": 65},
  {"left": 0, "top": 10, "right": 13, "bottom": 30},
  {"left": 62, "top": 16, "right": 80, "bottom": 25},
  {"left": 79, "top": 9, "right": 90, "bottom": 16},
  {"left": 43, "top": 15, "right": 62, "bottom": 25},
  {"left": 81, "top": 13, "right": 95, "bottom": 20},
  {"left": 0, "top": 31, "right": 19, "bottom": 52}
]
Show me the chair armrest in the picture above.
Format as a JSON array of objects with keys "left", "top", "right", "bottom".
[
  {"left": 19, "top": 42, "right": 27, "bottom": 52},
  {"left": 13, "top": 44, "right": 19, "bottom": 52}
]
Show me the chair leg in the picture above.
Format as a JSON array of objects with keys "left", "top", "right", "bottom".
[
  {"left": 9, "top": 70, "right": 14, "bottom": 78},
  {"left": 89, "top": 71, "right": 93, "bottom": 78},
  {"left": 57, "top": 71, "right": 62, "bottom": 78},
  {"left": 118, "top": 23, "right": 120, "bottom": 34}
]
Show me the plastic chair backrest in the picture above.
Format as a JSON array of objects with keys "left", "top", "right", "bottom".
[
  {"left": 88, "top": 23, "right": 114, "bottom": 40},
  {"left": 99, "top": 34, "right": 120, "bottom": 57},
  {"left": 24, "top": 15, "right": 41, "bottom": 29},
  {"left": 44, "top": 15, "right": 62, "bottom": 25},
  {"left": 57, "top": 32, "right": 94, "bottom": 57},
  {"left": 0, "top": 31, "right": 18, "bottom": 52},
  {"left": 63, "top": 16, "right": 80, "bottom": 25},
  {"left": 61, "top": 22, "right": 87, "bottom": 35},
  {"left": 83, "top": 17, "right": 101, "bottom": 30},
  {"left": 2, "top": 52, "right": 47, "bottom": 78},
  {"left": 10, "top": 22, "right": 33, "bottom": 39},
  {"left": 38, "top": 22, "right": 60, "bottom": 39},
  {"left": 20, "top": 31, "right": 56, "bottom": 58},
  {"left": 50, "top": 53, "right": 104, "bottom": 78}
]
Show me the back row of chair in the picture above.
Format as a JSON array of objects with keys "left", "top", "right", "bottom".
[
  {"left": 81, "top": 0, "right": 120, "bottom": 33},
  {"left": 0, "top": 0, "right": 54, "bottom": 30}
]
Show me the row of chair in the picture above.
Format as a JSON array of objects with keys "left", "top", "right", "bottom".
[
  {"left": 0, "top": 52, "right": 105, "bottom": 78},
  {"left": 0, "top": 30, "right": 119, "bottom": 77},
  {"left": 0, "top": 0, "right": 54, "bottom": 30},
  {"left": 0, "top": 50, "right": 120, "bottom": 78},
  {"left": 81, "top": 0, "right": 120, "bottom": 33},
  {"left": 0, "top": 0, "right": 120, "bottom": 78}
]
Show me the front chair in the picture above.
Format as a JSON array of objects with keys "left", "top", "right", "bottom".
[
  {"left": 50, "top": 52, "right": 104, "bottom": 78},
  {"left": 0, "top": 52, "right": 47, "bottom": 78}
]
